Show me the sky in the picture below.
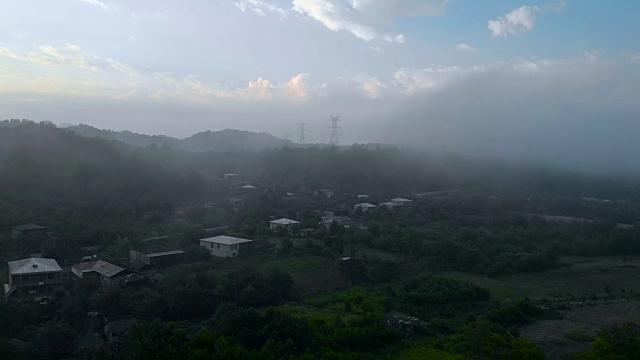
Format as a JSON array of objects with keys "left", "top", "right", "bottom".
[{"left": 1, "top": 0, "right": 640, "bottom": 172}]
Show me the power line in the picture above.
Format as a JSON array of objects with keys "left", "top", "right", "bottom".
[
  {"left": 299, "top": 122, "right": 308, "bottom": 145},
  {"left": 328, "top": 116, "right": 341, "bottom": 147}
]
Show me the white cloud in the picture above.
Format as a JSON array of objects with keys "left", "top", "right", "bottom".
[
  {"left": 0, "top": 44, "right": 101, "bottom": 71},
  {"left": 488, "top": 6, "right": 541, "bottom": 38},
  {"left": 292, "top": 0, "right": 447, "bottom": 43},
  {"left": 352, "top": 74, "right": 386, "bottom": 98},
  {"left": 78, "top": 0, "right": 113, "bottom": 10},
  {"left": 456, "top": 43, "right": 476, "bottom": 52},
  {"left": 280, "top": 73, "right": 309, "bottom": 99},
  {"left": 234, "top": 0, "right": 288, "bottom": 17},
  {"left": 393, "top": 66, "right": 484, "bottom": 93},
  {"left": 111, "top": 89, "right": 138, "bottom": 99},
  {"left": 107, "top": 58, "right": 140, "bottom": 77}
]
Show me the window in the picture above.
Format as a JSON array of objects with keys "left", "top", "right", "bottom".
[
  {"left": 48, "top": 273, "right": 55, "bottom": 280},
  {"left": 39, "top": 274, "right": 46, "bottom": 282},
  {"left": 217, "top": 244, "right": 220, "bottom": 249},
  {"left": 22, "top": 275, "right": 29, "bottom": 283}
]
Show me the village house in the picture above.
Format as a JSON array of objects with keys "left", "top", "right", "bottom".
[
  {"left": 71, "top": 260, "right": 129, "bottom": 286},
  {"left": 320, "top": 215, "right": 353, "bottom": 229},
  {"left": 357, "top": 194, "right": 368, "bottom": 200},
  {"left": 300, "top": 228, "right": 316, "bottom": 237},
  {"left": 223, "top": 173, "right": 237, "bottom": 179},
  {"left": 229, "top": 197, "right": 245, "bottom": 211},
  {"left": 383, "top": 311, "right": 428, "bottom": 336},
  {"left": 129, "top": 245, "right": 185, "bottom": 269},
  {"left": 390, "top": 198, "right": 413, "bottom": 207},
  {"left": 4, "top": 257, "right": 62, "bottom": 298},
  {"left": 199, "top": 235, "right": 253, "bottom": 258},
  {"left": 379, "top": 202, "right": 396, "bottom": 211},
  {"left": 354, "top": 203, "right": 377, "bottom": 212},
  {"left": 11, "top": 223, "right": 47, "bottom": 239},
  {"left": 269, "top": 218, "right": 301, "bottom": 235},
  {"left": 240, "top": 184, "right": 257, "bottom": 190}
]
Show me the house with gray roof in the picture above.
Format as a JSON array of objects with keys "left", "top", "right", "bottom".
[
  {"left": 11, "top": 223, "right": 47, "bottom": 239},
  {"left": 71, "top": 260, "right": 129, "bottom": 286},
  {"left": 199, "top": 235, "right": 253, "bottom": 258},
  {"left": 4, "top": 257, "right": 62, "bottom": 298}
]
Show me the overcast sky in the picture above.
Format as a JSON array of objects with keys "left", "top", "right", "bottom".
[{"left": 1, "top": 0, "right": 640, "bottom": 172}]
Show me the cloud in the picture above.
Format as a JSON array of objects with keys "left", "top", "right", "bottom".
[
  {"left": 111, "top": 89, "right": 138, "bottom": 99},
  {"left": 292, "top": 0, "right": 447, "bottom": 43},
  {"left": 234, "top": 0, "right": 288, "bottom": 17},
  {"left": 392, "top": 66, "right": 484, "bottom": 93},
  {"left": 488, "top": 5, "right": 541, "bottom": 38},
  {"left": 456, "top": 43, "right": 476, "bottom": 52},
  {"left": 0, "top": 44, "right": 101, "bottom": 71},
  {"left": 107, "top": 58, "right": 140, "bottom": 77},
  {"left": 280, "top": 73, "right": 309, "bottom": 99},
  {"left": 78, "top": 0, "right": 113, "bottom": 10},
  {"left": 351, "top": 74, "right": 386, "bottom": 98}
]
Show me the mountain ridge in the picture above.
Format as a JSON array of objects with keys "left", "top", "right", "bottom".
[{"left": 0, "top": 120, "right": 296, "bottom": 153}]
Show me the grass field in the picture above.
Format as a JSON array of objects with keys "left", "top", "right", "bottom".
[{"left": 436, "top": 256, "right": 640, "bottom": 300}]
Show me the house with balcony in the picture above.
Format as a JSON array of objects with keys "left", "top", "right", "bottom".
[{"left": 4, "top": 257, "right": 62, "bottom": 298}]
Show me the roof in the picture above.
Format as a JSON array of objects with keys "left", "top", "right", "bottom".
[
  {"left": 379, "top": 202, "right": 396, "bottom": 206},
  {"left": 270, "top": 218, "right": 300, "bottom": 225},
  {"left": 132, "top": 245, "right": 184, "bottom": 257},
  {"left": 384, "top": 311, "right": 428, "bottom": 327},
  {"left": 12, "top": 223, "right": 46, "bottom": 231},
  {"left": 8, "top": 258, "right": 62, "bottom": 275},
  {"left": 355, "top": 203, "right": 376, "bottom": 208},
  {"left": 240, "top": 185, "right": 256, "bottom": 189},
  {"left": 129, "top": 260, "right": 148, "bottom": 271},
  {"left": 72, "top": 260, "right": 125, "bottom": 278},
  {"left": 391, "top": 198, "right": 412, "bottom": 202},
  {"left": 200, "top": 235, "right": 253, "bottom": 245}
]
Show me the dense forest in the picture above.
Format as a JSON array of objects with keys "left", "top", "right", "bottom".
[{"left": 2, "top": 121, "right": 640, "bottom": 359}]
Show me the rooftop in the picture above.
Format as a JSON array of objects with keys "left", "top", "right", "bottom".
[
  {"left": 12, "top": 223, "right": 46, "bottom": 231},
  {"left": 240, "top": 185, "right": 256, "bottom": 189},
  {"left": 132, "top": 245, "right": 185, "bottom": 257},
  {"left": 270, "top": 218, "right": 300, "bottom": 225},
  {"left": 384, "top": 311, "right": 428, "bottom": 327},
  {"left": 355, "top": 203, "right": 376, "bottom": 208},
  {"left": 72, "top": 260, "right": 125, "bottom": 278},
  {"left": 200, "top": 235, "right": 253, "bottom": 245},
  {"left": 8, "top": 258, "right": 62, "bottom": 275},
  {"left": 391, "top": 198, "right": 412, "bottom": 202}
]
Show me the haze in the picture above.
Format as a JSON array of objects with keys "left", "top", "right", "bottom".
[{"left": 1, "top": 0, "right": 639, "bottom": 173}]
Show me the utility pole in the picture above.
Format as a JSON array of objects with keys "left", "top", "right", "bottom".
[
  {"left": 299, "top": 122, "right": 308, "bottom": 145},
  {"left": 328, "top": 116, "right": 341, "bottom": 147}
]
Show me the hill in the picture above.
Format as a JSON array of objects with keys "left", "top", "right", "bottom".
[{"left": 63, "top": 123, "right": 295, "bottom": 152}]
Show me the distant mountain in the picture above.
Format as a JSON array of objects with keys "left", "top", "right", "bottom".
[{"left": 63, "top": 124, "right": 296, "bottom": 152}]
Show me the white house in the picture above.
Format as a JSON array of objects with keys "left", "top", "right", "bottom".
[
  {"left": 391, "top": 198, "right": 412, "bottom": 207},
  {"left": 199, "top": 235, "right": 253, "bottom": 258},
  {"left": 354, "top": 203, "right": 377, "bottom": 212},
  {"left": 269, "top": 218, "right": 301, "bottom": 234},
  {"left": 357, "top": 195, "right": 368, "bottom": 200}
]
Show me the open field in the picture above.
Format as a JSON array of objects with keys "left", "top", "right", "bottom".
[
  {"left": 436, "top": 256, "right": 640, "bottom": 300},
  {"left": 520, "top": 301, "right": 640, "bottom": 359}
]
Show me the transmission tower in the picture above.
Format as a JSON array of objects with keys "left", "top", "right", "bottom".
[
  {"left": 328, "top": 116, "right": 341, "bottom": 147},
  {"left": 299, "top": 122, "right": 308, "bottom": 145}
]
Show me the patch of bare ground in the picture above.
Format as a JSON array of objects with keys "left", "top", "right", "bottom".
[{"left": 520, "top": 301, "right": 640, "bottom": 359}]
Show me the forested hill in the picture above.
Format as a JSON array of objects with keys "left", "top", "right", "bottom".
[
  {"left": 0, "top": 122, "right": 204, "bottom": 233},
  {"left": 62, "top": 123, "right": 295, "bottom": 152}
]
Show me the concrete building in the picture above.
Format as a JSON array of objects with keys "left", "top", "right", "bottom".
[
  {"left": 71, "top": 260, "right": 128, "bottom": 286},
  {"left": 199, "top": 235, "right": 253, "bottom": 258},
  {"left": 269, "top": 218, "right": 301, "bottom": 234},
  {"left": 354, "top": 203, "right": 377, "bottom": 212},
  {"left": 390, "top": 198, "right": 412, "bottom": 207},
  {"left": 5, "top": 257, "right": 62, "bottom": 298},
  {"left": 129, "top": 245, "right": 185, "bottom": 269},
  {"left": 11, "top": 223, "right": 47, "bottom": 239}
]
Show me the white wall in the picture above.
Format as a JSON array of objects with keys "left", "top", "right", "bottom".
[{"left": 200, "top": 240, "right": 240, "bottom": 258}]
